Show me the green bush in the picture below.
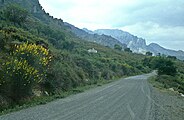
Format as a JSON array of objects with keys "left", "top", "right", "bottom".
[
  {"left": 155, "top": 75, "right": 184, "bottom": 93},
  {"left": 0, "top": 59, "right": 41, "bottom": 101},
  {"left": 4, "top": 4, "right": 28, "bottom": 25},
  {"left": 0, "top": 43, "right": 51, "bottom": 102},
  {"left": 143, "top": 57, "right": 177, "bottom": 76},
  {"left": 0, "top": 29, "right": 12, "bottom": 50},
  {"left": 114, "top": 44, "right": 122, "bottom": 51},
  {"left": 156, "top": 75, "right": 176, "bottom": 88},
  {"left": 156, "top": 58, "right": 177, "bottom": 76}
]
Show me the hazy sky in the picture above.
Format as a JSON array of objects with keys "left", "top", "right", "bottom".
[{"left": 39, "top": 0, "right": 184, "bottom": 51}]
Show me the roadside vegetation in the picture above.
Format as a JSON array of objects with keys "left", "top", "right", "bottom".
[{"left": 144, "top": 56, "right": 184, "bottom": 94}]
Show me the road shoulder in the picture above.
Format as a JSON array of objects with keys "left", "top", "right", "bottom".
[{"left": 148, "top": 78, "right": 184, "bottom": 120}]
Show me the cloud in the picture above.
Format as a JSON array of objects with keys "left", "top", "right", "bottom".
[
  {"left": 39, "top": 0, "right": 184, "bottom": 50},
  {"left": 112, "top": 0, "right": 184, "bottom": 27},
  {"left": 39, "top": 0, "right": 141, "bottom": 26},
  {"left": 122, "top": 22, "right": 184, "bottom": 50},
  {"left": 39, "top": 0, "right": 184, "bottom": 27}
]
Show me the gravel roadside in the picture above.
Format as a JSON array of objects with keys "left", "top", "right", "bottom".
[{"left": 149, "top": 86, "right": 184, "bottom": 120}]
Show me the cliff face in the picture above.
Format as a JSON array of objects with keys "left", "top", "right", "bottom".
[
  {"left": 147, "top": 43, "right": 184, "bottom": 59},
  {"left": 0, "top": 0, "right": 41, "bottom": 13},
  {"left": 94, "top": 29, "right": 147, "bottom": 54},
  {"left": 1, "top": 0, "right": 65, "bottom": 29},
  {"left": 65, "top": 23, "right": 127, "bottom": 49},
  {"left": 94, "top": 29, "right": 184, "bottom": 60}
]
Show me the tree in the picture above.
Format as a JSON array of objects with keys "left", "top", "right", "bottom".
[
  {"left": 124, "top": 48, "right": 132, "bottom": 53},
  {"left": 157, "top": 53, "right": 161, "bottom": 56},
  {"left": 155, "top": 58, "right": 177, "bottom": 76},
  {"left": 114, "top": 44, "right": 122, "bottom": 51},
  {"left": 146, "top": 51, "right": 153, "bottom": 56},
  {"left": 62, "top": 41, "right": 75, "bottom": 50},
  {"left": 0, "top": 31, "right": 6, "bottom": 50},
  {"left": 167, "top": 55, "right": 177, "bottom": 60},
  {"left": 4, "top": 4, "right": 28, "bottom": 25}
]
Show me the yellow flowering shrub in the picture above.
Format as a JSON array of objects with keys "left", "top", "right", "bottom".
[
  {"left": 13, "top": 42, "right": 51, "bottom": 67},
  {"left": 0, "top": 42, "right": 52, "bottom": 101},
  {"left": 0, "top": 59, "right": 42, "bottom": 100}
]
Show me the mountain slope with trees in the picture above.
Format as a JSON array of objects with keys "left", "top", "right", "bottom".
[
  {"left": 64, "top": 23, "right": 127, "bottom": 49},
  {"left": 0, "top": 0, "right": 151, "bottom": 112}
]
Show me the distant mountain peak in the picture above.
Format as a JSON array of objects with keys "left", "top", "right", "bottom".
[
  {"left": 94, "top": 29, "right": 184, "bottom": 60},
  {"left": 94, "top": 29, "right": 147, "bottom": 54},
  {"left": 82, "top": 28, "right": 94, "bottom": 34},
  {"left": 63, "top": 23, "right": 127, "bottom": 49}
]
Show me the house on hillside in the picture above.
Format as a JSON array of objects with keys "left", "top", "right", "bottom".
[{"left": 88, "top": 48, "right": 97, "bottom": 53}]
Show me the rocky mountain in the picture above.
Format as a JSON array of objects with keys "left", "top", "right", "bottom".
[
  {"left": 83, "top": 28, "right": 94, "bottom": 34},
  {"left": 147, "top": 43, "right": 184, "bottom": 60},
  {"left": 92, "top": 29, "right": 184, "bottom": 60},
  {"left": 0, "top": 0, "right": 66, "bottom": 29},
  {"left": 64, "top": 23, "right": 127, "bottom": 49},
  {"left": 94, "top": 29, "right": 147, "bottom": 54}
]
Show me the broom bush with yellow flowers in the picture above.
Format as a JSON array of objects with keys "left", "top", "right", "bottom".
[{"left": 0, "top": 42, "right": 51, "bottom": 102}]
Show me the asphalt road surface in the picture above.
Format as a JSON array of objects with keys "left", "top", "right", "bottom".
[{"left": 0, "top": 72, "right": 158, "bottom": 120}]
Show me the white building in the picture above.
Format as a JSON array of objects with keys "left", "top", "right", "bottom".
[{"left": 88, "top": 48, "right": 97, "bottom": 53}]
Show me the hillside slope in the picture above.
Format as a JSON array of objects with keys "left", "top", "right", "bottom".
[
  {"left": 64, "top": 23, "right": 127, "bottom": 49},
  {"left": 147, "top": 43, "right": 184, "bottom": 60},
  {"left": 0, "top": 0, "right": 150, "bottom": 112}
]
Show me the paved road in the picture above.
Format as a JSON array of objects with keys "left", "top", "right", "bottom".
[{"left": 0, "top": 73, "right": 156, "bottom": 120}]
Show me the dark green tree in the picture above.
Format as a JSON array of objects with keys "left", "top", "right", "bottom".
[
  {"left": 4, "top": 4, "right": 28, "bottom": 25},
  {"left": 156, "top": 58, "right": 177, "bottom": 76},
  {"left": 167, "top": 55, "right": 177, "bottom": 60},
  {"left": 114, "top": 44, "right": 122, "bottom": 51},
  {"left": 62, "top": 41, "right": 75, "bottom": 50},
  {"left": 124, "top": 48, "right": 132, "bottom": 53},
  {"left": 146, "top": 51, "right": 153, "bottom": 56}
]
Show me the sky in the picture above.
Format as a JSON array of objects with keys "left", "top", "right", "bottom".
[{"left": 39, "top": 0, "right": 184, "bottom": 51}]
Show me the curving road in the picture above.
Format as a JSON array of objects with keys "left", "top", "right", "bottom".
[{"left": 0, "top": 72, "right": 156, "bottom": 120}]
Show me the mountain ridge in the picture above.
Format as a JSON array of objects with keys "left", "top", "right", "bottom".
[
  {"left": 147, "top": 43, "right": 184, "bottom": 59},
  {"left": 64, "top": 23, "right": 127, "bottom": 49},
  {"left": 85, "top": 28, "right": 184, "bottom": 60}
]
